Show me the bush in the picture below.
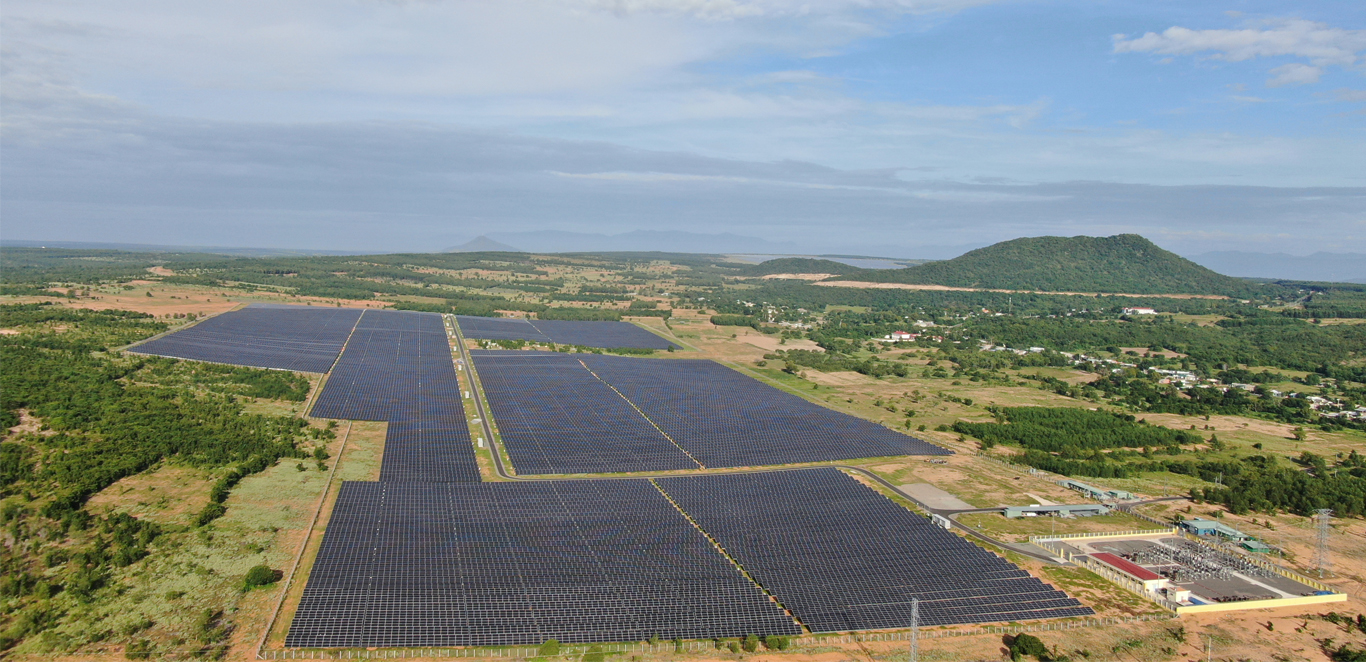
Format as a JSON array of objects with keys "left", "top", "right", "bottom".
[
  {"left": 1009, "top": 633, "right": 1048, "bottom": 660},
  {"left": 763, "top": 635, "right": 791, "bottom": 650},
  {"left": 742, "top": 634, "right": 759, "bottom": 653},
  {"left": 539, "top": 639, "right": 560, "bottom": 656},
  {"left": 125, "top": 639, "right": 154, "bottom": 660},
  {"left": 583, "top": 645, "right": 604, "bottom": 662},
  {"left": 194, "top": 502, "right": 227, "bottom": 527},
  {"left": 242, "top": 565, "right": 282, "bottom": 590},
  {"left": 727, "top": 641, "right": 740, "bottom": 653}
]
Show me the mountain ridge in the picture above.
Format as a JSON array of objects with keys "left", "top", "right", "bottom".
[{"left": 822, "top": 234, "right": 1263, "bottom": 296}]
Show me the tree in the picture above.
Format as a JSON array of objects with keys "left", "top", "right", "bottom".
[
  {"left": 242, "top": 565, "right": 282, "bottom": 590},
  {"left": 1009, "top": 633, "right": 1048, "bottom": 661}
]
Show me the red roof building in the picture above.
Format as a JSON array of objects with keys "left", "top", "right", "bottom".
[{"left": 1092, "top": 553, "right": 1160, "bottom": 580}]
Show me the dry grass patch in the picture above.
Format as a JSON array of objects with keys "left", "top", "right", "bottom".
[{"left": 85, "top": 464, "right": 214, "bottom": 527}]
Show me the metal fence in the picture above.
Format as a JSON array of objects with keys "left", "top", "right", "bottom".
[{"left": 255, "top": 614, "right": 1175, "bottom": 659}]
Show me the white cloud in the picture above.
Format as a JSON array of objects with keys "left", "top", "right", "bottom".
[
  {"left": 1113, "top": 18, "right": 1366, "bottom": 87},
  {"left": 1332, "top": 88, "right": 1366, "bottom": 102},
  {"left": 573, "top": 0, "right": 1001, "bottom": 20},
  {"left": 1268, "top": 62, "right": 1322, "bottom": 87}
]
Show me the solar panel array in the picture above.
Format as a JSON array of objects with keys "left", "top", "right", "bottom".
[
  {"left": 311, "top": 310, "right": 479, "bottom": 482},
  {"left": 656, "top": 469, "right": 1094, "bottom": 631},
  {"left": 473, "top": 352, "right": 700, "bottom": 474},
  {"left": 286, "top": 480, "right": 801, "bottom": 648},
  {"left": 456, "top": 316, "right": 678, "bottom": 350},
  {"left": 588, "top": 355, "right": 951, "bottom": 466},
  {"left": 128, "top": 303, "right": 362, "bottom": 373},
  {"left": 470, "top": 351, "right": 947, "bottom": 474}
]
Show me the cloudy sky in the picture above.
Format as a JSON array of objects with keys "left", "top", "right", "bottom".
[{"left": 2, "top": 0, "right": 1363, "bottom": 257}]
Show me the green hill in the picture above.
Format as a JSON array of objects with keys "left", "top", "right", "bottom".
[
  {"left": 848, "top": 235, "right": 1262, "bottom": 295},
  {"left": 741, "top": 258, "right": 862, "bottom": 277}
]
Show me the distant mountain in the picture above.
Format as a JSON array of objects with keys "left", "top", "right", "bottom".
[
  {"left": 1187, "top": 251, "right": 1366, "bottom": 284},
  {"left": 443, "top": 236, "right": 523, "bottom": 253},
  {"left": 0, "top": 239, "right": 361, "bottom": 257},
  {"left": 483, "top": 230, "right": 807, "bottom": 254},
  {"left": 844, "top": 234, "right": 1261, "bottom": 295}
]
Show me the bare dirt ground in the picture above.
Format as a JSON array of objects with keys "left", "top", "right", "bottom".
[
  {"left": 760, "top": 273, "right": 839, "bottom": 281},
  {"left": 742, "top": 334, "right": 823, "bottom": 353},
  {"left": 7, "top": 282, "right": 393, "bottom": 320}
]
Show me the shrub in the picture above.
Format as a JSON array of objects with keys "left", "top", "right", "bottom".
[
  {"left": 583, "top": 645, "right": 604, "bottom": 662},
  {"left": 194, "top": 502, "right": 227, "bottom": 527},
  {"left": 125, "top": 639, "right": 154, "bottom": 660},
  {"left": 742, "top": 634, "right": 759, "bottom": 652},
  {"left": 727, "top": 641, "right": 740, "bottom": 653},
  {"left": 1009, "top": 633, "right": 1048, "bottom": 661},
  {"left": 539, "top": 639, "right": 560, "bottom": 656},
  {"left": 763, "top": 635, "right": 791, "bottom": 650},
  {"left": 242, "top": 565, "right": 282, "bottom": 590}
]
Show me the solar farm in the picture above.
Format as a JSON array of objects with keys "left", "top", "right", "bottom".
[
  {"left": 456, "top": 315, "right": 679, "bottom": 350},
  {"left": 129, "top": 303, "right": 362, "bottom": 373},
  {"left": 286, "top": 480, "right": 802, "bottom": 648},
  {"left": 311, "top": 309, "right": 480, "bottom": 482},
  {"left": 130, "top": 304, "right": 1100, "bottom": 651},
  {"left": 656, "top": 470, "right": 1092, "bottom": 631},
  {"left": 473, "top": 350, "right": 949, "bottom": 474}
]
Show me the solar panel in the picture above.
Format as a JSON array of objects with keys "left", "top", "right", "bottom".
[
  {"left": 473, "top": 352, "right": 699, "bottom": 474},
  {"left": 312, "top": 309, "right": 479, "bottom": 482},
  {"left": 583, "top": 355, "right": 950, "bottom": 467},
  {"left": 456, "top": 316, "right": 678, "bottom": 350},
  {"left": 469, "top": 351, "right": 948, "bottom": 474},
  {"left": 655, "top": 469, "right": 1094, "bottom": 631},
  {"left": 128, "top": 303, "right": 362, "bottom": 373},
  {"left": 286, "top": 479, "right": 801, "bottom": 647}
]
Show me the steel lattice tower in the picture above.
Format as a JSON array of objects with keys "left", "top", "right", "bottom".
[
  {"left": 909, "top": 598, "right": 920, "bottom": 662},
  {"left": 1315, "top": 508, "right": 1333, "bottom": 578}
]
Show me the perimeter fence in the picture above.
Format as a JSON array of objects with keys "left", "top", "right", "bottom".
[{"left": 255, "top": 614, "right": 1175, "bottom": 659}]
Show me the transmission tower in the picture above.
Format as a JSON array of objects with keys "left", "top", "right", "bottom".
[
  {"left": 908, "top": 597, "right": 919, "bottom": 662},
  {"left": 1315, "top": 509, "right": 1333, "bottom": 578}
]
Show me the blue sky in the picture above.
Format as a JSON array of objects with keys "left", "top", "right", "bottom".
[{"left": 2, "top": 0, "right": 1363, "bottom": 256}]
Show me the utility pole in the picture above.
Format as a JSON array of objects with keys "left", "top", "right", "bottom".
[
  {"left": 1315, "top": 509, "right": 1333, "bottom": 578},
  {"left": 908, "top": 597, "right": 919, "bottom": 662}
]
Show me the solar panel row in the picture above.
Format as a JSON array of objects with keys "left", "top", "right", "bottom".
[
  {"left": 456, "top": 316, "right": 678, "bottom": 350},
  {"left": 129, "top": 303, "right": 362, "bottom": 373},
  {"left": 472, "top": 351, "right": 949, "bottom": 475},
  {"left": 473, "top": 352, "right": 700, "bottom": 474},
  {"left": 655, "top": 469, "right": 1094, "bottom": 632},
  {"left": 311, "top": 310, "right": 479, "bottom": 482},
  {"left": 285, "top": 480, "right": 801, "bottom": 648}
]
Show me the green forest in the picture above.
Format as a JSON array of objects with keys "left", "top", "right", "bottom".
[
  {"left": 0, "top": 304, "right": 325, "bottom": 653},
  {"left": 952, "top": 407, "right": 1366, "bottom": 517}
]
